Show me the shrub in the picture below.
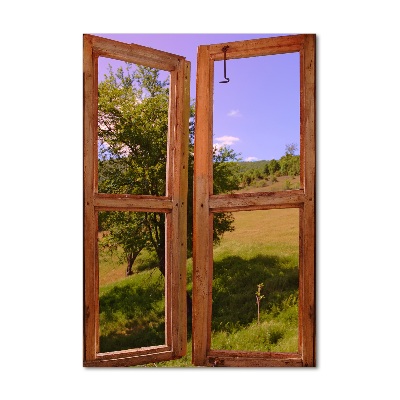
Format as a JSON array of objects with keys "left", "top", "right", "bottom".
[
  {"left": 268, "top": 325, "right": 284, "bottom": 344},
  {"left": 284, "top": 180, "right": 292, "bottom": 190}
]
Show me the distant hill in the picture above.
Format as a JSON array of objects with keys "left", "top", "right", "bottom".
[{"left": 236, "top": 160, "right": 268, "bottom": 173}]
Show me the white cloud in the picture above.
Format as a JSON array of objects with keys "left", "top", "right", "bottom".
[
  {"left": 227, "top": 109, "right": 242, "bottom": 117},
  {"left": 214, "top": 135, "right": 240, "bottom": 146},
  {"left": 245, "top": 156, "right": 259, "bottom": 162},
  {"left": 213, "top": 143, "right": 223, "bottom": 152}
]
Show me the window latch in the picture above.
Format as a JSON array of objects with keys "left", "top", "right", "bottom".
[{"left": 219, "top": 46, "right": 230, "bottom": 83}]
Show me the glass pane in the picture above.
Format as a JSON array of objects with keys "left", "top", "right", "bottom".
[
  {"left": 213, "top": 52, "right": 300, "bottom": 194},
  {"left": 97, "top": 57, "right": 170, "bottom": 196},
  {"left": 98, "top": 211, "right": 166, "bottom": 353},
  {"left": 211, "top": 209, "right": 299, "bottom": 352}
]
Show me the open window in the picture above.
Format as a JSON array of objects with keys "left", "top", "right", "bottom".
[
  {"left": 84, "top": 34, "right": 315, "bottom": 367},
  {"left": 192, "top": 34, "right": 316, "bottom": 366},
  {"left": 83, "top": 35, "right": 190, "bottom": 366}
]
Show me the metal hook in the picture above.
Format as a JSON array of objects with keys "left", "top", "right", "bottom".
[{"left": 219, "top": 46, "right": 230, "bottom": 83}]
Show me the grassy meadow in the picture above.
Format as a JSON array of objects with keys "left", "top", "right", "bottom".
[{"left": 97, "top": 178, "right": 300, "bottom": 366}]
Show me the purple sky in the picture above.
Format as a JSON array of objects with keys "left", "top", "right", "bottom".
[{"left": 95, "top": 33, "right": 299, "bottom": 161}]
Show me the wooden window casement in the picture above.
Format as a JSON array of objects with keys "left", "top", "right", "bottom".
[
  {"left": 192, "top": 34, "right": 316, "bottom": 367},
  {"left": 83, "top": 35, "right": 190, "bottom": 366},
  {"left": 84, "top": 33, "right": 315, "bottom": 367}
]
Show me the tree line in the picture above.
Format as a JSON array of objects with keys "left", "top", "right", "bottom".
[{"left": 239, "top": 144, "right": 300, "bottom": 188}]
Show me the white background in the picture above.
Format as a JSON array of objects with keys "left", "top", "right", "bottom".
[{"left": 1, "top": 1, "right": 399, "bottom": 399}]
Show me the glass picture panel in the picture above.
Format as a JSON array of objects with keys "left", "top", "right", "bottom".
[
  {"left": 213, "top": 52, "right": 300, "bottom": 194},
  {"left": 97, "top": 57, "right": 170, "bottom": 196},
  {"left": 97, "top": 211, "right": 166, "bottom": 353},
  {"left": 211, "top": 208, "right": 299, "bottom": 352}
]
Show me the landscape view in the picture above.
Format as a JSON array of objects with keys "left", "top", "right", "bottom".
[{"left": 96, "top": 60, "right": 300, "bottom": 366}]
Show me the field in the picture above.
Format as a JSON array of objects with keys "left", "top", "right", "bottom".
[{"left": 97, "top": 179, "right": 300, "bottom": 366}]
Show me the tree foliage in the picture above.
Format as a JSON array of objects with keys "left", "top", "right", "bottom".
[
  {"left": 97, "top": 63, "right": 240, "bottom": 274},
  {"left": 279, "top": 143, "right": 300, "bottom": 177}
]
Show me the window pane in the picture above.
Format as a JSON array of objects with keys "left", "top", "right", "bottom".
[
  {"left": 211, "top": 209, "right": 299, "bottom": 352},
  {"left": 97, "top": 57, "right": 170, "bottom": 196},
  {"left": 98, "top": 211, "right": 166, "bottom": 353},
  {"left": 213, "top": 53, "right": 300, "bottom": 194}
]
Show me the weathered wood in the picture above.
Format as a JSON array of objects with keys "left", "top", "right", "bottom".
[
  {"left": 85, "top": 348, "right": 174, "bottom": 367},
  {"left": 96, "top": 344, "right": 171, "bottom": 360},
  {"left": 175, "top": 60, "right": 191, "bottom": 357},
  {"left": 209, "top": 190, "right": 305, "bottom": 212},
  {"left": 166, "top": 68, "right": 176, "bottom": 197},
  {"left": 192, "top": 44, "right": 214, "bottom": 366},
  {"left": 89, "top": 34, "right": 182, "bottom": 72},
  {"left": 207, "top": 356, "right": 303, "bottom": 367},
  {"left": 163, "top": 66, "right": 177, "bottom": 349},
  {"left": 167, "top": 57, "right": 190, "bottom": 357},
  {"left": 208, "top": 349, "right": 303, "bottom": 367},
  {"left": 209, "top": 350, "right": 301, "bottom": 359},
  {"left": 165, "top": 213, "right": 173, "bottom": 348},
  {"left": 83, "top": 35, "right": 98, "bottom": 362},
  {"left": 302, "top": 200, "right": 315, "bottom": 366},
  {"left": 93, "top": 194, "right": 173, "bottom": 212},
  {"left": 209, "top": 34, "right": 305, "bottom": 61},
  {"left": 301, "top": 34, "right": 316, "bottom": 367},
  {"left": 168, "top": 66, "right": 179, "bottom": 351},
  {"left": 298, "top": 206, "right": 304, "bottom": 355}
]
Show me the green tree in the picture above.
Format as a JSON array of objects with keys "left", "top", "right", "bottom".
[
  {"left": 98, "top": 63, "right": 240, "bottom": 275},
  {"left": 99, "top": 211, "right": 151, "bottom": 276},
  {"left": 264, "top": 159, "right": 279, "bottom": 175},
  {"left": 279, "top": 143, "right": 300, "bottom": 177}
]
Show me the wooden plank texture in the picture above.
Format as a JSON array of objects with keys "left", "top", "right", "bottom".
[
  {"left": 96, "top": 344, "right": 170, "bottom": 360},
  {"left": 300, "top": 34, "right": 316, "bottom": 366},
  {"left": 209, "top": 34, "right": 305, "bottom": 61},
  {"left": 207, "top": 350, "right": 303, "bottom": 367},
  {"left": 84, "top": 350, "right": 174, "bottom": 367},
  {"left": 174, "top": 60, "right": 191, "bottom": 357},
  {"left": 93, "top": 194, "right": 173, "bottom": 212},
  {"left": 209, "top": 350, "right": 301, "bottom": 359},
  {"left": 167, "top": 57, "right": 190, "bottom": 357},
  {"left": 192, "top": 45, "right": 214, "bottom": 366},
  {"left": 209, "top": 190, "right": 305, "bottom": 212},
  {"left": 89, "top": 34, "right": 182, "bottom": 71},
  {"left": 83, "top": 35, "right": 98, "bottom": 362},
  {"left": 207, "top": 356, "right": 303, "bottom": 367}
]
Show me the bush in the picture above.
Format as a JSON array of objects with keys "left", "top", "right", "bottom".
[
  {"left": 268, "top": 325, "right": 284, "bottom": 344},
  {"left": 284, "top": 180, "right": 292, "bottom": 190}
]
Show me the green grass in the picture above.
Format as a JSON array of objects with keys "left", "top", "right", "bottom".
[
  {"left": 98, "top": 208, "right": 299, "bottom": 365},
  {"left": 99, "top": 268, "right": 165, "bottom": 353},
  {"left": 211, "top": 315, "right": 298, "bottom": 353},
  {"left": 98, "top": 243, "right": 159, "bottom": 287},
  {"left": 210, "top": 209, "right": 299, "bottom": 352}
]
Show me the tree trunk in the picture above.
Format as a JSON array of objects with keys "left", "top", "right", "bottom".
[
  {"left": 156, "top": 245, "right": 165, "bottom": 276},
  {"left": 126, "top": 251, "right": 140, "bottom": 276}
]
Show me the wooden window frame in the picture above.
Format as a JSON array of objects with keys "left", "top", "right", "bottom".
[
  {"left": 192, "top": 34, "right": 316, "bottom": 367},
  {"left": 83, "top": 35, "right": 190, "bottom": 367}
]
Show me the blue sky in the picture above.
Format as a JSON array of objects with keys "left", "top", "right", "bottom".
[{"left": 96, "top": 34, "right": 299, "bottom": 161}]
